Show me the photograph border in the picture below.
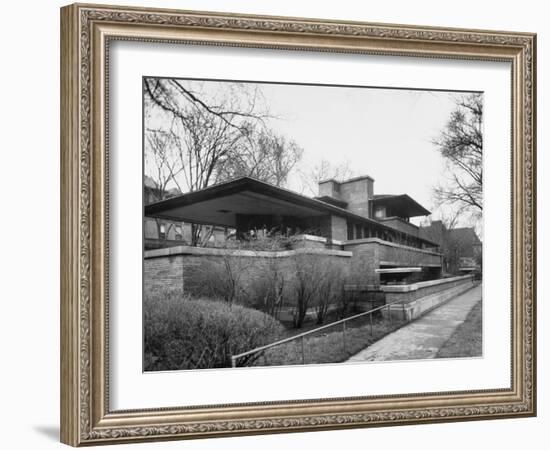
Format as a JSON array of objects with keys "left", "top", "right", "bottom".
[{"left": 60, "top": 3, "right": 536, "bottom": 446}]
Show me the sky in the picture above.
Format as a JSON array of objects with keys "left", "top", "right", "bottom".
[{"left": 145, "top": 79, "right": 482, "bottom": 229}]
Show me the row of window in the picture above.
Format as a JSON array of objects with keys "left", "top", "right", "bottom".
[
  {"left": 347, "top": 222, "right": 392, "bottom": 241},
  {"left": 346, "top": 221, "right": 427, "bottom": 249}
]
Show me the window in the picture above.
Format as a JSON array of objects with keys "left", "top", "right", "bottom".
[
  {"left": 159, "top": 223, "right": 166, "bottom": 240},
  {"left": 175, "top": 225, "right": 182, "bottom": 240},
  {"left": 374, "top": 206, "right": 386, "bottom": 219},
  {"left": 347, "top": 222, "right": 354, "bottom": 240},
  {"left": 355, "top": 224, "right": 363, "bottom": 239}
]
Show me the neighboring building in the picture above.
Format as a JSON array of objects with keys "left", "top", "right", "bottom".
[
  {"left": 449, "top": 227, "right": 482, "bottom": 274},
  {"left": 143, "top": 176, "right": 227, "bottom": 250},
  {"left": 419, "top": 220, "right": 482, "bottom": 275},
  {"left": 145, "top": 175, "right": 444, "bottom": 285}
]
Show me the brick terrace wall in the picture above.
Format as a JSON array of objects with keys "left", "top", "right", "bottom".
[
  {"left": 342, "top": 238, "right": 442, "bottom": 286},
  {"left": 382, "top": 274, "right": 475, "bottom": 304},
  {"left": 381, "top": 275, "right": 477, "bottom": 321},
  {"left": 144, "top": 239, "right": 442, "bottom": 304},
  {"left": 342, "top": 242, "right": 380, "bottom": 286},
  {"left": 144, "top": 246, "right": 352, "bottom": 305},
  {"left": 144, "top": 252, "right": 186, "bottom": 300}
]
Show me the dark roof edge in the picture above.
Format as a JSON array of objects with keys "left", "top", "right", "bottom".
[{"left": 371, "top": 193, "right": 431, "bottom": 216}]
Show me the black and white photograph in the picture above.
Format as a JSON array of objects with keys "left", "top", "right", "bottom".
[{"left": 142, "top": 77, "right": 483, "bottom": 372}]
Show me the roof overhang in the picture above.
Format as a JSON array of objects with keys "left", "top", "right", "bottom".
[
  {"left": 144, "top": 177, "right": 350, "bottom": 228},
  {"left": 372, "top": 194, "right": 430, "bottom": 217}
]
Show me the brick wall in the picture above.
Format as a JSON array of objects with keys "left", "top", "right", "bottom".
[
  {"left": 145, "top": 239, "right": 444, "bottom": 305},
  {"left": 343, "top": 238, "right": 443, "bottom": 285},
  {"left": 381, "top": 275, "right": 477, "bottom": 321},
  {"left": 338, "top": 176, "right": 373, "bottom": 218},
  {"left": 330, "top": 215, "right": 348, "bottom": 241},
  {"left": 344, "top": 241, "right": 380, "bottom": 285},
  {"left": 382, "top": 275, "right": 475, "bottom": 304},
  {"left": 144, "top": 246, "right": 353, "bottom": 304},
  {"left": 143, "top": 253, "right": 186, "bottom": 300}
]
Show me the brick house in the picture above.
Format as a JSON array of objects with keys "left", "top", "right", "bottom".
[
  {"left": 144, "top": 175, "right": 443, "bottom": 285},
  {"left": 419, "top": 220, "right": 482, "bottom": 275}
]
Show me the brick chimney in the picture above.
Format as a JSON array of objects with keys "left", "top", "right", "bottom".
[{"left": 318, "top": 175, "right": 374, "bottom": 219}]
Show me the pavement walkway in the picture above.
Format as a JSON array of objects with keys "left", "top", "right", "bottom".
[{"left": 346, "top": 284, "right": 482, "bottom": 362}]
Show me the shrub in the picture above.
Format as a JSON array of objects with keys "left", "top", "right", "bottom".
[
  {"left": 196, "top": 255, "right": 251, "bottom": 305},
  {"left": 144, "top": 293, "right": 284, "bottom": 370},
  {"left": 245, "top": 258, "right": 286, "bottom": 319},
  {"left": 205, "top": 232, "right": 301, "bottom": 251},
  {"left": 291, "top": 255, "right": 326, "bottom": 328},
  {"left": 313, "top": 264, "right": 344, "bottom": 324}
]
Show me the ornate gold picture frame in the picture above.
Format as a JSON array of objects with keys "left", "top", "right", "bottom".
[{"left": 60, "top": 3, "right": 536, "bottom": 446}]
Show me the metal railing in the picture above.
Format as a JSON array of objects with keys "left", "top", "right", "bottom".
[{"left": 230, "top": 298, "right": 408, "bottom": 368}]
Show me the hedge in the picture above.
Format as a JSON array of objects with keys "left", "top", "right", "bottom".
[{"left": 144, "top": 293, "right": 284, "bottom": 370}]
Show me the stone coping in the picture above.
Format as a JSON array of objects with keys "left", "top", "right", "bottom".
[
  {"left": 343, "top": 237, "right": 441, "bottom": 256},
  {"left": 375, "top": 267, "right": 422, "bottom": 274},
  {"left": 379, "top": 260, "right": 441, "bottom": 268},
  {"left": 144, "top": 245, "right": 352, "bottom": 259},
  {"left": 380, "top": 274, "right": 474, "bottom": 293},
  {"left": 296, "top": 234, "right": 344, "bottom": 246},
  {"left": 344, "top": 284, "right": 380, "bottom": 291}
]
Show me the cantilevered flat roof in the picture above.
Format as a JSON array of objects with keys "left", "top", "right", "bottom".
[
  {"left": 145, "top": 177, "right": 380, "bottom": 228},
  {"left": 372, "top": 194, "right": 431, "bottom": 218},
  {"left": 144, "top": 177, "right": 438, "bottom": 245},
  {"left": 145, "top": 177, "right": 351, "bottom": 228}
]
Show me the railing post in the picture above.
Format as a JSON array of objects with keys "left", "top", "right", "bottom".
[
  {"left": 342, "top": 321, "right": 347, "bottom": 354},
  {"left": 369, "top": 313, "right": 373, "bottom": 335},
  {"left": 301, "top": 336, "right": 305, "bottom": 365},
  {"left": 388, "top": 304, "right": 392, "bottom": 325},
  {"left": 231, "top": 356, "right": 237, "bottom": 368},
  {"left": 402, "top": 302, "right": 406, "bottom": 322}
]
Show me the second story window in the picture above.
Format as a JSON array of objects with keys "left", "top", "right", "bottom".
[
  {"left": 159, "top": 223, "right": 166, "bottom": 240},
  {"left": 374, "top": 206, "right": 386, "bottom": 219},
  {"left": 175, "top": 225, "right": 182, "bottom": 240}
]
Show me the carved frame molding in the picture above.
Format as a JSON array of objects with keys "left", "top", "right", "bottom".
[{"left": 60, "top": 3, "right": 536, "bottom": 446}]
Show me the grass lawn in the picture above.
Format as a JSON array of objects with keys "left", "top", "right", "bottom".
[
  {"left": 252, "top": 313, "right": 407, "bottom": 367},
  {"left": 436, "top": 300, "right": 482, "bottom": 358}
]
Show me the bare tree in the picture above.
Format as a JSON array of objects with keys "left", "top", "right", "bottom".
[
  {"left": 313, "top": 263, "right": 343, "bottom": 325},
  {"left": 144, "top": 78, "right": 274, "bottom": 245},
  {"left": 145, "top": 79, "right": 269, "bottom": 191},
  {"left": 216, "top": 128, "right": 303, "bottom": 187},
  {"left": 144, "top": 125, "right": 186, "bottom": 242},
  {"left": 291, "top": 255, "right": 325, "bottom": 328},
  {"left": 144, "top": 78, "right": 269, "bottom": 137},
  {"left": 144, "top": 125, "right": 183, "bottom": 202},
  {"left": 433, "top": 93, "right": 483, "bottom": 212}
]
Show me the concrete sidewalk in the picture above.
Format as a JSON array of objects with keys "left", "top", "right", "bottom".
[{"left": 346, "top": 284, "right": 482, "bottom": 362}]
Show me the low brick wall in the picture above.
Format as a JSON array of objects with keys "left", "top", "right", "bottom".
[
  {"left": 380, "top": 275, "right": 477, "bottom": 321},
  {"left": 144, "top": 245, "right": 352, "bottom": 305},
  {"left": 343, "top": 238, "right": 443, "bottom": 285}
]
